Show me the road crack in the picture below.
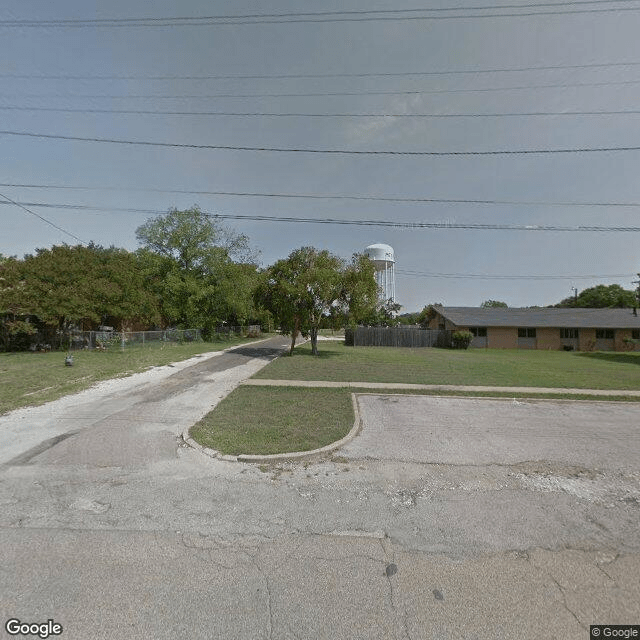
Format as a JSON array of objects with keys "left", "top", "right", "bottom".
[
  {"left": 249, "top": 554, "right": 274, "bottom": 640},
  {"left": 379, "top": 538, "right": 412, "bottom": 640},
  {"left": 549, "top": 576, "right": 587, "bottom": 631}
]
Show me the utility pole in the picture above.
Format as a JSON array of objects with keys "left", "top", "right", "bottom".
[{"left": 571, "top": 287, "right": 578, "bottom": 305}]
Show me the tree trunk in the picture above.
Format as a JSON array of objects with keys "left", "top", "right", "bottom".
[
  {"left": 310, "top": 325, "right": 318, "bottom": 356},
  {"left": 289, "top": 317, "right": 300, "bottom": 355}
]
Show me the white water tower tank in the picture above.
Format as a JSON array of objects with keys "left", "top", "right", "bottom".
[{"left": 364, "top": 243, "right": 396, "bottom": 303}]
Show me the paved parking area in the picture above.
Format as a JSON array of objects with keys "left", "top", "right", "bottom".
[
  {"left": 344, "top": 394, "right": 640, "bottom": 473},
  {"left": 2, "top": 376, "right": 639, "bottom": 638}
]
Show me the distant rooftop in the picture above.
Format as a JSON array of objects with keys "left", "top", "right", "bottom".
[{"left": 436, "top": 306, "right": 640, "bottom": 329}]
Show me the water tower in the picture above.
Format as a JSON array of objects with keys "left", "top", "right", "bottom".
[{"left": 364, "top": 243, "right": 396, "bottom": 304}]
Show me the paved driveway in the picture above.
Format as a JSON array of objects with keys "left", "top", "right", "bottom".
[
  {"left": 0, "top": 339, "right": 289, "bottom": 468},
  {"left": 346, "top": 394, "right": 640, "bottom": 472}
]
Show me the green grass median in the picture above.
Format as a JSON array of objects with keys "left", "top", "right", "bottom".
[{"left": 189, "top": 386, "right": 354, "bottom": 456}]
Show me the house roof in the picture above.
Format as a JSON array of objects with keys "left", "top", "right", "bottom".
[{"left": 436, "top": 306, "right": 640, "bottom": 329}]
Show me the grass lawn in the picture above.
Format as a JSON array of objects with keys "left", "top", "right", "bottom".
[
  {"left": 189, "top": 386, "right": 354, "bottom": 455},
  {"left": 191, "top": 341, "right": 640, "bottom": 457},
  {"left": 0, "top": 336, "right": 265, "bottom": 415},
  {"left": 252, "top": 341, "right": 640, "bottom": 390}
]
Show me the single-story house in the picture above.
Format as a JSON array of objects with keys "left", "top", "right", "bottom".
[{"left": 428, "top": 306, "right": 640, "bottom": 351}]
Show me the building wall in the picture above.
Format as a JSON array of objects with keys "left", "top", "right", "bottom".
[
  {"left": 429, "top": 311, "right": 638, "bottom": 351},
  {"left": 537, "top": 328, "right": 562, "bottom": 350},
  {"left": 578, "top": 328, "right": 597, "bottom": 352},
  {"left": 616, "top": 329, "right": 640, "bottom": 352},
  {"left": 487, "top": 327, "right": 517, "bottom": 349}
]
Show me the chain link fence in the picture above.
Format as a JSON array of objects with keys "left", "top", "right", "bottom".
[
  {"left": 70, "top": 329, "right": 202, "bottom": 351},
  {"left": 213, "top": 325, "right": 261, "bottom": 337}
]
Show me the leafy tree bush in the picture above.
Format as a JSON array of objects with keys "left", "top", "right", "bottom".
[
  {"left": 136, "top": 207, "right": 261, "bottom": 333},
  {"left": 256, "top": 247, "right": 377, "bottom": 356},
  {"left": 552, "top": 284, "right": 637, "bottom": 308},
  {"left": 451, "top": 330, "right": 473, "bottom": 349},
  {"left": 417, "top": 303, "right": 444, "bottom": 328},
  {"left": 0, "top": 245, "right": 160, "bottom": 350},
  {"left": 395, "top": 312, "right": 421, "bottom": 325}
]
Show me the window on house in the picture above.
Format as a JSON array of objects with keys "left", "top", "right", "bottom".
[
  {"left": 470, "top": 327, "right": 487, "bottom": 337},
  {"left": 518, "top": 328, "right": 536, "bottom": 338},
  {"left": 595, "top": 329, "right": 614, "bottom": 339},
  {"left": 560, "top": 328, "right": 579, "bottom": 339},
  {"left": 632, "top": 329, "right": 640, "bottom": 339}
]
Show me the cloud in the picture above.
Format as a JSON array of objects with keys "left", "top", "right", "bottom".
[{"left": 342, "top": 93, "right": 429, "bottom": 145}]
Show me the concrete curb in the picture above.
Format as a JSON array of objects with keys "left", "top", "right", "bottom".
[
  {"left": 242, "top": 378, "right": 640, "bottom": 397},
  {"left": 182, "top": 393, "right": 363, "bottom": 464},
  {"left": 181, "top": 433, "right": 220, "bottom": 459}
]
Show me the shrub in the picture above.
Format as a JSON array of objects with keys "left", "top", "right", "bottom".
[{"left": 451, "top": 330, "right": 473, "bottom": 349}]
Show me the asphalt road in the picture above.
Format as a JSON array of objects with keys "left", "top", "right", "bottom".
[{"left": 1, "top": 342, "right": 639, "bottom": 639}]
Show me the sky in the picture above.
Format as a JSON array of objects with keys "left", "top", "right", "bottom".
[{"left": 1, "top": 0, "right": 639, "bottom": 312}]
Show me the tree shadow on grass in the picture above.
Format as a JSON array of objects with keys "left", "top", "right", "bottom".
[
  {"left": 574, "top": 351, "right": 640, "bottom": 366},
  {"left": 278, "top": 349, "right": 339, "bottom": 359},
  {"left": 305, "top": 349, "right": 339, "bottom": 359}
]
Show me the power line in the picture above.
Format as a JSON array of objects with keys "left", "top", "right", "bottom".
[
  {"left": 2, "top": 185, "right": 640, "bottom": 209},
  {"left": 2, "top": 61, "right": 640, "bottom": 81},
  {"left": 0, "top": 200, "right": 638, "bottom": 231},
  {"left": 3, "top": 129, "right": 640, "bottom": 156},
  {"left": 207, "top": 216, "right": 640, "bottom": 231},
  {"left": 5, "top": 104, "right": 640, "bottom": 118},
  {"left": 0, "top": 1, "right": 636, "bottom": 24},
  {"left": 0, "top": 192, "right": 86, "bottom": 244},
  {"left": 8, "top": 78, "right": 640, "bottom": 100},
  {"left": 1, "top": 2, "right": 640, "bottom": 27},
  {"left": 397, "top": 269, "right": 635, "bottom": 279}
]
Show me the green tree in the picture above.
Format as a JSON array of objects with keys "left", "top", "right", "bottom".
[
  {"left": 338, "top": 253, "right": 379, "bottom": 327},
  {"left": 135, "top": 206, "right": 256, "bottom": 270},
  {"left": 136, "top": 207, "right": 260, "bottom": 334},
  {"left": 552, "top": 284, "right": 637, "bottom": 308},
  {"left": 417, "top": 303, "right": 444, "bottom": 328},
  {"left": 0, "top": 245, "right": 160, "bottom": 350},
  {"left": 0, "top": 256, "right": 37, "bottom": 350},
  {"left": 356, "top": 299, "right": 403, "bottom": 327},
  {"left": 257, "top": 247, "right": 377, "bottom": 356},
  {"left": 395, "top": 312, "right": 421, "bottom": 325},
  {"left": 94, "top": 246, "right": 161, "bottom": 329},
  {"left": 481, "top": 300, "right": 508, "bottom": 308}
]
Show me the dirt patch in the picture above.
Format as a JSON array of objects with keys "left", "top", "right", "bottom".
[{"left": 510, "top": 460, "right": 600, "bottom": 480}]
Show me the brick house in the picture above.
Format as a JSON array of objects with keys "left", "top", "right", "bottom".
[{"left": 428, "top": 306, "right": 640, "bottom": 351}]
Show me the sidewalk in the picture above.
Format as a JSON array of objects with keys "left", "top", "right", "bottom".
[{"left": 243, "top": 378, "right": 640, "bottom": 397}]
